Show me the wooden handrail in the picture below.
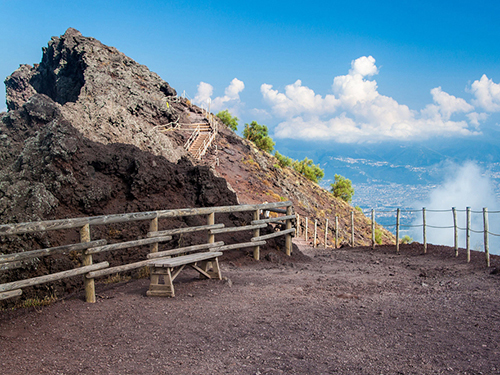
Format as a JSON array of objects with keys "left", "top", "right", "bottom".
[{"left": 0, "top": 201, "right": 292, "bottom": 235}]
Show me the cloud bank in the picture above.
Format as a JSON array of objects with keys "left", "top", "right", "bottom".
[
  {"left": 262, "top": 56, "right": 497, "bottom": 143},
  {"left": 409, "top": 162, "right": 500, "bottom": 252}
]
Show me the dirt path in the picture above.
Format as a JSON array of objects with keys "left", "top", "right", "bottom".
[{"left": 1, "top": 241, "right": 500, "bottom": 374}]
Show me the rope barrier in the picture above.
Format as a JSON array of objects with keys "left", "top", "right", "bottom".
[
  {"left": 426, "top": 225, "right": 455, "bottom": 229},
  {"left": 425, "top": 209, "right": 454, "bottom": 213},
  {"left": 469, "top": 228, "right": 485, "bottom": 234}
]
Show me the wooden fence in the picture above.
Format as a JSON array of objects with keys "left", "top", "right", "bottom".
[{"left": 0, "top": 201, "right": 295, "bottom": 303}]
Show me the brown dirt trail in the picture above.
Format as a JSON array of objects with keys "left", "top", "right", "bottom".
[{"left": 1, "top": 241, "right": 500, "bottom": 374}]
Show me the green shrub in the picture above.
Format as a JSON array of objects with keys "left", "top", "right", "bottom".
[
  {"left": 330, "top": 174, "right": 354, "bottom": 203},
  {"left": 274, "top": 151, "right": 292, "bottom": 168},
  {"left": 216, "top": 109, "right": 239, "bottom": 131},
  {"left": 400, "top": 235, "right": 413, "bottom": 244},
  {"left": 292, "top": 157, "right": 324, "bottom": 183},
  {"left": 243, "top": 121, "right": 275, "bottom": 153},
  {"left": 355, "top": 206, "right": 363, "bottom": 213}
]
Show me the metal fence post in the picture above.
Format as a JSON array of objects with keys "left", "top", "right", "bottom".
[
  {"left": 285, "top": 205, "right": 292, "bottom": 256},
  {"left": 453, "top": 207, "right": 458, "bottom": 257},
  {"left": 466, "top": 207, "right": 471, "bottom": 263},
  {"left": 423, "top": 208, "right": 427, "bottom": 253},
  {"left": 371, "top": 209, "right": 375, "bottom": 249},
  {"left": 396, "top": 208, "right": 400, "bottom": 253},
  {"left": 351, "top": 211, "right": 354, "bottom": 247},
  {"left": 483, "top": 207, "right": 490, "bottom": 267},
  {"left": 324, "top": 218, "right": 329, "bottom": 248}
]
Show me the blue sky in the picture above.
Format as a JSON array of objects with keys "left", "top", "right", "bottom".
[{"left": 1, "top": 0, "right": 500, "bottom": 145}]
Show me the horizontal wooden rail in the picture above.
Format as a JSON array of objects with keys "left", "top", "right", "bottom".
[
  {"left": 147, "top": 242, "right": 225, "bottom": 259},
  {"left": 0, "top": 212, "right": 158, "bottom": 235},
  {"left": 0, "top": 239, "right": 107, "bottom": 263},
  {"left": 252, "top": 228, "right": 295, "bottom": 242},
  {"left": 155, "top": 201, "right": 293, "bottom": 219},
  {"left": 0, "top": 261, "right": 23, "bottom": 271},
  {"left": 217, "top": 241, "right": 267, "bottom": 252},
  {"left": 0, "top": 289, "right": 22, "bottom": 301},
  {"left": 266, "top": 208, "right": 287, "bottom": 214},
  {"left": 0, "top": 201, "right": 292, "bottom": 235},
  {"left": 210, "top": 224, "right": 267, "bottom": 234},
  {"left": 0, "top": 262, "right": 109, "bottom": 293},
  {"left": 252, "top": 215, "right": 296, "bottom": 225},
  {"left": 87, "top": 259, "right": 153, "bottom": 279},
  {"left": 147, "top": 224, "right": 224, "bottom": 238},
  {"left": 86, "top": 236, "right": 172, "bottom": 255}
]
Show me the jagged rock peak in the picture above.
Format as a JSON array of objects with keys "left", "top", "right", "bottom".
[{"left": 4, "top": 28, "right": 184, "bottom": 162}]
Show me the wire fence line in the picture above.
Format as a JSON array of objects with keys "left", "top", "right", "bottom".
[
  {"left": 295, "top": 207, "right": 496, "bottom": 269},
  {"left": 361, "top": 207, "right": 497, "bottom": 267}
]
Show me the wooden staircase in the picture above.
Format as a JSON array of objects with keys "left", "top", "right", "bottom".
[
  {"left": 183, "top": 112, "right": 217, "bottom": 160},
  {"left": 151, "top": 95, "right": 218, "bottom": 160}
]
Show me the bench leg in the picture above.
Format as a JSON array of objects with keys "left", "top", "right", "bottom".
[
  {"left": 147, "top": 267, "right": 175, "bottom": 297},
  {"left": 197, "top": 258, "right": 222, "bottom": 280}
]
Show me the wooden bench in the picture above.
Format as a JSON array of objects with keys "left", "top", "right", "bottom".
[{"left": 146, "top": 251, "right": 223, "bottom": 297}]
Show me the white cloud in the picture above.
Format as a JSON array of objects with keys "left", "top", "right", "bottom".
[
  {"left": 470, "top": 74, "right": 500, "bottom": 112},
  {"left": 194, "top": 78, "right": 245, "bottom": 114},
  {"left": 466, "top": 112, "right": 488, "bottom": 127},
  {"left": 193, "top": 82, "right": 213, "bottom": 107},
  {"left": 261, "top": 80, "right": 339, "bottom": 117},
  {"left": 349, "top": 55, "right": 379, "bottom": 77},
  {"left": 429, "top": 87, "right": 474, "bottom": 120},
  {"left": 264, "top": 56, "right": 483, "bottom": 143}
]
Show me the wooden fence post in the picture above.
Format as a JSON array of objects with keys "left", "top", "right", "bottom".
[
  {"left": 81, "top": 224, "right": 95, "bottom": 303},
  {"left": 149, "top": 215, "right": 160, "bottom": 286},
  {"left": 466, "top": 207, "right": 471, "bottom": 263},
  {"left": 324, "top": 218, "right": 329, "bottom": 248},
  {"left": 453, "top": 207, "right": 458, "bottom": 257},
  {"left": 296, "top": 213, "right": 300, "bottom": 237},
  {"left": 396, "top": 208, "right": 400, "bottom": 253},
  {"left": 285, "top": 205, "right": 292, "bottom": 256},
  {"left": 350, "top": 211, "right": 354, "bottom": 247},
  {"left": 313, "top": 219, "right": 318, "bottom": 248},
  {"left": 335, "top": 216, "right": 339, "bottom": 249},
  {"left": 483, "top": 207, "right": 490, "bottom": 267},
  {"left": 305, "top": 217, "right": 309, "bottom": 243},
  {"left": 208, "top": 212, "right": 215, "bottom": 244},
  {"left": 371, "top": 209, "right": 375, "bottom": 249},
  {"left": 423, "top": 208, "right": 427, "bottom": 254},
  {"left": 253, "top": 210, "right": 260, "bottom": 260}
]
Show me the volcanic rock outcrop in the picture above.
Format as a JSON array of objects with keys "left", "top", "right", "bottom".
[{"left": 5, "top": 28, "right": 185, "bottom": 162}]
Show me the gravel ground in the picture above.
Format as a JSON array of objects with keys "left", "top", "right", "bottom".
[{"left": 1, "top": 239, "right": 499, "bottom": 375}]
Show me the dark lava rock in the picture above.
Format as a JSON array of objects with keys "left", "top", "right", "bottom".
[{"left": 5, "top": 28, "right": 184, "bottom": 162}]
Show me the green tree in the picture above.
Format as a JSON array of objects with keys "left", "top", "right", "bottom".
[
  {"left": 216, "top": 109, "right": 239, "bottom": 131},
  {"left": 243, "top": 121, "right": 275, "bottom": 153},
  {"left": 330, "top": 174, "right": 354, "bottom": 203},
  {"left": 274, "top": 151, "right": 292, "bottom": 168},
  {"left": 292, "top": 157, "right": 325, "bottom": 183}
]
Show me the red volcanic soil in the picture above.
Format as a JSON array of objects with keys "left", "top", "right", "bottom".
[{"left": 1, "top": 240, "right": 500, "bottom": 375}]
